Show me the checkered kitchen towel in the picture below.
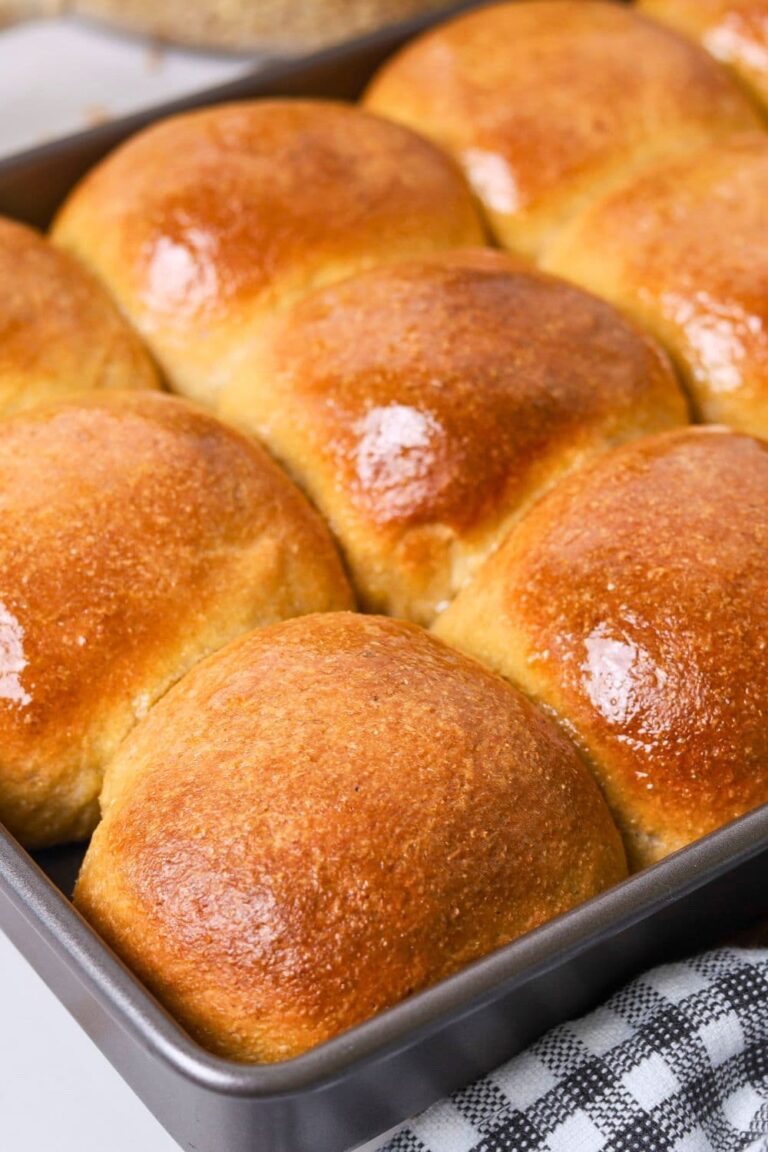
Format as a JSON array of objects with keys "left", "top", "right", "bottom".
[{"left": 383, "top": 949, "right": 768, "bottom": 1152}]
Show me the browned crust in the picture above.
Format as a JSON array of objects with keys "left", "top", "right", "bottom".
[
  {"left": 436, "top": 427, "right": 768, "bottom": 868},
  {"left": 221, "top": 249, "right": 687, "bottom": 623},
  {"left": 0, "top": 215, "right": 159, "bottom": 415},
  {"left": 75, "top": 612, "right": 626, "bottom": 1062},
  {"left": 364, "top": 0, "right": 760, "bottom": 255},
  {"left": 51, "top": 99, "right": 485, "bottom": 407},
  {"left": 0, "top": 392, "right": 352, "bottom": 847},
  {"left": 543, "top": 133, "right": 768, "bottom": 437},
  {"left": 638, "top": 0, "right": 768, "bottom": 110}
]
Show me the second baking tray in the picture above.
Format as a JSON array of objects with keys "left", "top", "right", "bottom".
[{"left": 0, "top": 5, "right": 766, "bottom": 1151}]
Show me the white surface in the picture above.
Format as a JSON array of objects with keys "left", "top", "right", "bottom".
[
  {"left": 0, "top": 17, "right": 252, "bottom": 160},
  {"left": 0, "top": 927, "right": 397, "bottom": 1151},
  {"left": 0, "top": 927, "right": 179, "bottom": 1151}
]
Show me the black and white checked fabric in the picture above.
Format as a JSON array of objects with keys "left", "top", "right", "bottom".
[{"left": 382, "top": 949, "right": 768, "bottom": 1152}]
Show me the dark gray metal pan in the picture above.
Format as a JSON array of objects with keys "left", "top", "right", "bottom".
[
  {"left": 0, "top": 4, "right": 765, "bottom": 1150},
  {"left": 0, "top": 810, "right": 766, "bottom": 1152}
]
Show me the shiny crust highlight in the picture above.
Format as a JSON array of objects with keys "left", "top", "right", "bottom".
[
  {"left": 0, "top": 392, "right": 352, "bottom": 847},
  {"left": 76, "top": 613, "right": 626, "bottom": 1063},
  {"left": 436, "top": 427, "right": 768, "bottom": 869}
]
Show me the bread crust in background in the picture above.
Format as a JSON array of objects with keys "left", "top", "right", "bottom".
[
  {"left": 67, "top": 0, "right": 455, "bottom": 53},
  {"left": 0, "top": 392, "right": 352, "bottom": 848},
  {"left": 435, "top": 427, "right": 768, "bottom": 870},
  {"left": 51, "top": 99, "right": 484, "bottom": 408},
  {"left": 222, "top": 249, "right": 687, "bottom": 624},
  {"left": 364, "top": 0, "right": 761, "bottom": 256},
  {"left": 76, "top": 613, "right": 626, "bottom": 1063},
  {"left": 638, "top": 0, "right": 768, "bottom": 112},
  {"left": 543, "top": 133, "right": 768, "bottom": 436},
  {"left": 0, "top": 216, "right": 159, "bottom": 416}
]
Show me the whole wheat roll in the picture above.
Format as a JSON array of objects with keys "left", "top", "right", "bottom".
[
  {"left": 221, "top": 248, "right": 687, "bottom": 625},
  {"left": 75, "top": 612, "right": 626, "bottom": 1063},
  {"left": 0, "top": 392, "right": 352, "bottom": 848},
  {"left": 435, "top": 427, "right": 768, "bottom": 870},
  {"left": 637, "top": 0, "right": 768, "bottom": 112},
  {"left": 51, "top": 99, "right": 485, "bottom": 409},
  {"left": 543, "top": 132, "right": 768, "bottom": 436},
  {"left": 0, "top": 215, "right": 158, "bottom": 416},
  {"left": 67, "top": 0, "right": 455, "bottom": 53},
  {"left": 363, "top": 0, "right": 761, "bottom": 256}
]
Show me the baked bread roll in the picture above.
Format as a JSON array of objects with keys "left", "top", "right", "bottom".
[
  {"left": 435, "top": 427, "right": 768, "bottom": 869},
  {"left": 75, "top": 612, "right": 626, "bottom": 1063},
  {"left": 637, "top": 1, "right": 768, "bottom": 111},
  {"left": 221, "top": 249, "right": 687, "bottom": 624},
  {"left": 0, "top": 392, "right": 352, "bottom": 848},
  {"left": 51, "top": 100, "right": 484, "bottom": 409},
  {"left": 543, "top": 133, "right": 768, "bottom": 436},
  {"left": 364, "top": 1, "right": 760, "bottom": 256},
  {"left": 0, "top": 216, "right": 158, "bottom": 417},
  {"left": 67, "top": 0, "right": 454, "bottom": 53}
]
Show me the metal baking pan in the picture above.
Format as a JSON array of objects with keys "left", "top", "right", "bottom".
[{"left": 0, "top": 4, "right": 766, "bottom": 1151}]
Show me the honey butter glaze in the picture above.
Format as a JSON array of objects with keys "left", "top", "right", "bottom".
[
  {"left": 76, "top": 613, "right": 626, "bottom": 1063},
  {"left": 638, "top": 0, "right": 768, "bottom": 111},
  {"left": 364, "top": 1, "right": 760, "bottom": 256},
  {"left": 0, "top": 215, "right": 158, "bottom": 416},
  {"left": 51, "top": 99, "right": 485, "bottom": 409},
  {"left": 544, "top": 133, "right": 768, "bottom": 437},
  {"left": 435, "top": 427, "right": 768, "bottom": 869},
  {"left": 0, "top": 392, "right": 352, "bottom": 848},
  {"left": 221, "top": 249, "right": 686, "bottom": 624}
]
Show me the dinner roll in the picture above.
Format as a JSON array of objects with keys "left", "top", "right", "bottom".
[
  {"left": 67, "top": 0, "right": 454, "bottom": 53},
  {"left": 0, "top": 393, "right": 352, "bottom": 848},
  {"left": 435, "top": 427, "right": 768, "bottom": 870},
  {"left": 221, "top": 249, "right": 687, "bottom": 624},
  {"left": 637, "top": 1, "right": 768, "bottom": 111},
  {"left": 75, "top": 613, "right": 626, "bottom": 1063},
  {"left": 364, "top": 1, "right": 760, "bottom": 256},
  {"left": 0, "top": 215, "right": 158, "bottom": 416},
  {"left": 543, "top": 133, "right": 768, "bottom": 435},
  {"left": 51, "top": 100, "right": 484, "bottom": 408}
]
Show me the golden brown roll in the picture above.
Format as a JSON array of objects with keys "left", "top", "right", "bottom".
[
  {"left": 0, "top": 392, "right": 352, "bottom": 848},
  {"left": 543, "top": 133, "right": 768, "bottom": 436},
  {"left": 221, "top": 249, "right": 687, "bottom": 624},
  {"left": 0, "top": 215, "right": 158, "bottom": 416},
  {"left": 435, "top": 427, "right": 768, "bottom": 870},
  {"left": 637, "top": 1, "right": 768, "bottom": 112},
  {"left": 364, "top": 1, "right": 761, "bottom": 256},
  {"left": 75, "top": 612, "right": 626, "bottom": 1063},
  {"left": 51, "top": 99, "right": 484, "bottom": 408}
]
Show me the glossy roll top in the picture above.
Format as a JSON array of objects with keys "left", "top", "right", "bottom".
[
  {"left": 75, "top": 613, "right": 626, "bottom": 1063},
  {"left": 435, "top": 427, "right": 768, "bottom": 869},
  {"left": 364, "top": 0, "right": 760, "bottom": 256},
  {"left": 51, "top": 99, "right": 485, "bottom": 408},
  {"left": 0, "top": 392, "right": 352, "bottom": 847},
  {"left": 638, "top": 0, "right": 768, "bottom": 111},
  {"left": 221, "top": 249, "right": 687, "bottom": 625},
  {"left": 0, "top": 215, "right": 158, "bottom": 416},
  {"left": 543, "top": 132, "right": 768, "bottom": 437}
]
